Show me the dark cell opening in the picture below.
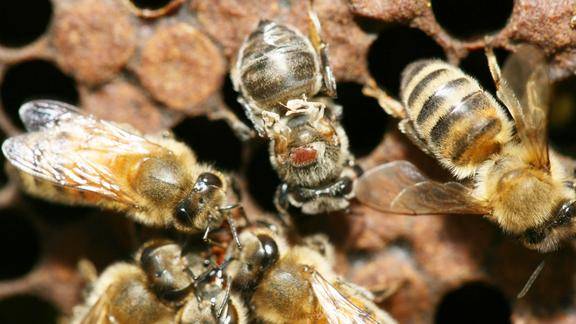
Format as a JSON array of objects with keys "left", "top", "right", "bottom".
[
  {"left": 0, "top": 0, "right": 52, "bottom": 47},
  {"left": 247, "top": 143, "right": 279, "bottom": 212},
  {"left": 459, "top": 48, "right": 509, "bottom": 95},
  {"left": 336, "top": 82, "right": 388, "bottom": 157},
  {"left": 0, "top": 136, "right": 7, "bottom": 187},
  {"left": 0, "top": 211, "right": 40, "bottom": 280},
  {"left": 549, "top": 77, "right": 576, "bottom": 157},
  {"left": 0, "top": 295, "right": 57, "bottom": 324},
  {"left": 130, "top": 0, "right": 174, "bottom": 10},
  {"left": 368, "top": 25, "right": 445, "bottom": 96},
  {"left": 173, "top": 116, "right": 242, "bottom": 172},
  {"left": 435, "top": 282, "right": 511, "bottom": 324},
  {"left": 432, "top": 0, "right": 513, "bottom": 39},
  {"left": 222, "top": 76, "right": 253, "bottom": 128},
  {"left": 1, "top": 60, "right": 79, "bottom": 130},
  {"left": 27, "top": 197, "right": 92, "bottom": 227}
]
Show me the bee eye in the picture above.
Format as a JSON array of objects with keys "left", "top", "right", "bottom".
[
  {"left": 553, "top": 200, "right": 576, "bottom": 227},
  {"left": 194, "top": 172, "right": 223, "bottom": 192},
  {"left": 174, "top": 198, "right": 193, "bottom": 226},
  {"left": 257, "top": 234, "right": 279, "bottom": 271}
]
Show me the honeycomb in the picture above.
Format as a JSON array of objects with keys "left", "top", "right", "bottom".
[{"left": 1, "top": 0, "right": 576, "bottom": 323}]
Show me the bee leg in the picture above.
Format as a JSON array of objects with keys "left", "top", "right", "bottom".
[
  {"left": 485, "top": 46, "right": 524, "bottom": 118},
  {"left": 307, "top": 0, "right": 336, "bottom": 97},
  {"left": 362, "top": 78, "right": 406, "bottom": 119},
  {"left": 214, "top": 277, "right": 232, "bottom": 319},
  {"left": 201, "top": 226, "right": 225, "bottom": 248},
  {"left": 398, "top": 119, "right": 432, "bottom": 155},
  {"left": 78, "top": 259, "right": 98, "bottom": 283},
  {"left": 207, "top": 101, "right": 255, "bottom": 141},
  {"left": 237, "top": 96, "right": 268, "bottom": 137},
  {"left": 274, "top": 183, "right": 294, "bottom": 227},
  {"left": 225, "top": 212, "right": 242, "bottom": 249}
]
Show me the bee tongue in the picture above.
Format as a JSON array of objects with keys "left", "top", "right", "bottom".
[{"left": 289, "top": 146, "right": 318, "bottom": 166}]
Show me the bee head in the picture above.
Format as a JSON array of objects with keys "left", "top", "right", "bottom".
[
  {"left": 231, "top": 232, "right": 279, "bottom": 291},
  {"left": 521, "top": 200, "right": 576, "bottom": 252},
  {"left": 173, "top": 172, "right": 225, "bottom": 232},
  {"left": 138, "top": 240, "right": 193, "bottom": 302}
]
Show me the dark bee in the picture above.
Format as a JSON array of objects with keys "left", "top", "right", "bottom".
[{"left": 232, "top": 10, "right": 358, "bottom": 215}]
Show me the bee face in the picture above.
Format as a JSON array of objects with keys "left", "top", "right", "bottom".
[
  {"left": 138, "top": 240, "right": 193, "bottom": 302},
  {"left": 173, "top": 172, "right": 226, "bottom": 232},
  {"left": 520, "top": 199, "right": 576, "bottom": 252},
  {"left": 231, "top": 232, "right": 280, "bottom": 291}
]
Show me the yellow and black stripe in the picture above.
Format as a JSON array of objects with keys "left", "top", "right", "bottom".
[{"left": 400, "top": 60, "right": 513, "bottom": 176}]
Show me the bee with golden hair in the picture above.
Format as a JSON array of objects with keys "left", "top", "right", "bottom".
[
  {"left": 361, "top": 45, "right": 576, "bottom": 253},
  {"left": 226, "top": 225, "right": 396, "bottom": 323},
  {"left": 2, "top": 100, "right": 242, "bottom": 244}
]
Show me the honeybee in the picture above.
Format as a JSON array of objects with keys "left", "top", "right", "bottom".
[
  {"left": 232, "top": 9, "right": 358, "bottom": 215},
  {"left": 2, "top": 100, "right": 241, "bottom": 243},
  {"left": 360, "top": 45, "right": 576, "bottom": 252},
  {"left": 226, "top": 225, "right": 397, "bottom": 324},
  {"left": 71, "top": 239, "right": 247, "bottom": 324}
]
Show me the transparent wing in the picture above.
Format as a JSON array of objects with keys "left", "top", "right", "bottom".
[
  {"left": 79, "top": 286, "right": 115, "bottom": 324},
  {"left": 2, "top": 100, "right": 169, "bottom": 205},
  {"left": 502, "top": 45, "right": 551, "bottom": 169},
  {"left": 311, "top": 271, "right": 380, "bottom": 324},
  {"left": 19, "top": 100, "right": 80, "bottom": 131},
  {"left": 356, "top": 161, "right": 488, "bottom": 215}
]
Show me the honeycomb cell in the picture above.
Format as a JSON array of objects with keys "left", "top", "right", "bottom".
[
  {"left": 247, "top": 144, "right": 280, "bottom": 212},
  {"left": 0, "top": 0, "right": 52, "bottom": 48},
  {"left": 125, "top": 0, "right": 184, "bottom": 18},
  {"left": 0, "top": 60, "right": 79, "bottom": 130},
  {"left": 137, "top": 23, "right": 226, "bottom": 112},
  {"left": 337, "top": 82, "right": 388, "bottom": 158},
  {"left": 435, "top": 282, "right": 511, "bottom": 324},
  {"left": 459, "top": 48, "right": 509, "bottom": 94},
  {"left": 172, "top": 116, "right": 242, "bottom": 172},
  {"left": 52, "top": 0, "right": 136, "bottom": 85},
  {"left": 368, "top": 25, "right": 446, "bottom": 96},
  {"left": 0, "top": 295, "right": 57, "bottom": 324},
  {"left": 81, "top": 80, "right": 178, "bottom": 133},
  {"left": 549, "top": 76, "right": 576, "bottom": 156},
  {"left": 432, "top": 0, "right": 514, "bottom": 39},
  {"left": 0, "top": 211, "right": 40, "bottom": 280}
]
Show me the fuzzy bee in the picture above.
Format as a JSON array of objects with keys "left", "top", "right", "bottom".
[
  {"left": 231, "top": 8, "right": 358, "bottom": 216},
  {"left": 361, "top": 45, "right": 576, "bottom": 253},
  {"left": 2, "top": 100, "right": 242, "bottom": 244}
]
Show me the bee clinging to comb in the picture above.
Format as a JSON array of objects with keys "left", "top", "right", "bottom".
[
  {"left": 2, "top": 100, "right": 243, "bottom": 245},
  {"left": 360, "top": 45, "right": 576, "bottom": 253}
]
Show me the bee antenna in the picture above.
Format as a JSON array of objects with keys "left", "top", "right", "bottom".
[
  {"left": 226, "top": 212, "right": 242, "bottom": 249},
  {"left": 219, "top": 203, "right": 240, "bottom": 211},
  {"left": 215, "top": 276, "right": 232, "bottom": 318},
  {"left": 517, "top": 259, "right": 546, "bottom": 299}
]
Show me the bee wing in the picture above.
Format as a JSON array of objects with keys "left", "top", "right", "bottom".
[
  {"left": 79, "top": 286, "right": 116, "bottom": 324},
  {"left": 2, "top": 100, "right": 169, "bottom": 205},
  {"left": 501, "top": 45, "right": 551, "bottom": 169},
  {"left": 19, "top": 100, "right": 81, "bottom": 131},
  {"left": 356, "top": 161, "right": 488, "bottom": 215},
  {"left": 311, "top": 271, "right": 380, "bottom": 324}
]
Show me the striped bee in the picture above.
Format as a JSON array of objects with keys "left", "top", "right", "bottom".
[
  {"left": 2, "top": 100, "right": 242, "bottom": 245},
  {"left": 226, "top": 225, "right": 397, "bottom": 324},
  {"left": 231, "top": 7, "right": 358, "bottom": 215},
  {"left": 361, "top": 45, "right": 576, "bottom": 253},
  {"left": 70, "top": 239, "right": 247, "bottom": 324}
]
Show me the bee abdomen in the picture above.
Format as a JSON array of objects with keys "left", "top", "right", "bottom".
[
  {"left": 237, "top": 21, "right": 321, "bottom": 107},
  {"left": 400, "top": 60, "right": 512, "bottom": 172}
]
